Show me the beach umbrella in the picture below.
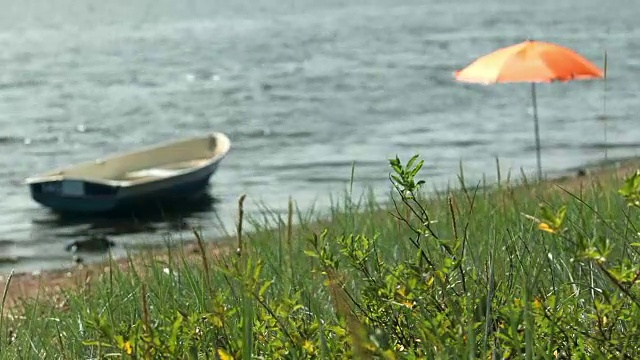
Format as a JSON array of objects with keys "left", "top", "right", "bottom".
[{"left": 454, "top": 39, "right": 604, "bottom": 180}]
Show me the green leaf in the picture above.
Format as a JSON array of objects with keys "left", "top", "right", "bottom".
[
  {"left": 169, "top": 312, "right": 183, "bottom": 353},
  {"left": 259, "top": 279, "right": 274, "bottom": 298},
  {"left": 391, "top": 175, "right": 402, "bottom": 186},
  {"left": 410, "top": 160, "right": 424, "bottom": 177},
  {"left": 406, "top": 155, "right": 418, "bottom": 171},
  {"left": 304, "top": 250, "right": 319, "bottom": 258}
]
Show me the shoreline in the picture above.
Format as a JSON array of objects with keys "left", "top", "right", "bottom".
[{"left": 3, "top": 155, "right": 640, "bottom": 310}]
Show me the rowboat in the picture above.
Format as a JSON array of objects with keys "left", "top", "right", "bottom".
[{"left": 25, "top": 132, "right": 231, "bottom": 214}]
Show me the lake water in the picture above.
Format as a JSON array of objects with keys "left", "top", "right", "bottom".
[{"left": 0, "top": 0, "right": 638, "bottom": 274}]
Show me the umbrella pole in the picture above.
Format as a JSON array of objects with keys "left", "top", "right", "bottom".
[{"left": 531, "top": 82, "right": 542, "bottom": 181}]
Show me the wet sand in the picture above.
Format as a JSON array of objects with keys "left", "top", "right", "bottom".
[{"left": 1, "top": 233, "right": 234, "bottom": 312}]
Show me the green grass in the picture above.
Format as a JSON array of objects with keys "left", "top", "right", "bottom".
[{"left": 3, "top": 157, "right": 640, "bottom": 359}]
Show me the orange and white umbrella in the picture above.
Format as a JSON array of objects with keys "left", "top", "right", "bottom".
[{"left": 455, "top": 39, "right": 604, "bottom": 180}]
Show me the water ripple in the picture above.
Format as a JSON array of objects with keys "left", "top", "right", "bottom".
[{"left": 0, "top": 0, "right": 636, "bottom": 274}]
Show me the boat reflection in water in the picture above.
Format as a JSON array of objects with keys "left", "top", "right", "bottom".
[{"left": 29, "top": 191, "right": 221, "bottom": 261}]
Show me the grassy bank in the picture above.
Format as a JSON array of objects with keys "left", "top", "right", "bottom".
[{"left": 2, "top": 156, "right": 640, "bottom": 359}]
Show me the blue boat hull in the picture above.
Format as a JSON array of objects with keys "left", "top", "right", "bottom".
[{"left": 29, "top": 165, "right": 217, "bottom": 215}]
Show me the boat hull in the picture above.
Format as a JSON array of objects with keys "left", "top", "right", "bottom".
[{"left": 29, "top": 155, "right": 221, "bottom": 214}]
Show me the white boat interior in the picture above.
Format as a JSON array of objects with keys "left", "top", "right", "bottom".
[{"left": 25, "top": 133, "right": 231, "bottom": 187}]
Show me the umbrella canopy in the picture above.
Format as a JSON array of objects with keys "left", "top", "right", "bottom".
[
  {"left": 455, "top": 40, "right": 604, "bottom": 83},
  {"left": 454, "top": 39, "right": 604, "bottom": 180}
]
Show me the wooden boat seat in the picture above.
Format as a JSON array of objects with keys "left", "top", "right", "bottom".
[{"left": 114, "top": 158, "right": 210, "bottom": 181}]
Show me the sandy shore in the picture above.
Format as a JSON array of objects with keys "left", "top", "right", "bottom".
[
  {"left": 1, "top": 234, "right": 234, "bottom": 312},
  {"left": 3, "top": 157, "right": 640, "bottom": 312}
]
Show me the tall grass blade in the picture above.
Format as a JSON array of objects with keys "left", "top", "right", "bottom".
[
  {"left": 237, "top": 194, "right": 247, "bottom": 257},
  {"left": 0, "top": 269, "right": 14, "bottom": 350}
]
